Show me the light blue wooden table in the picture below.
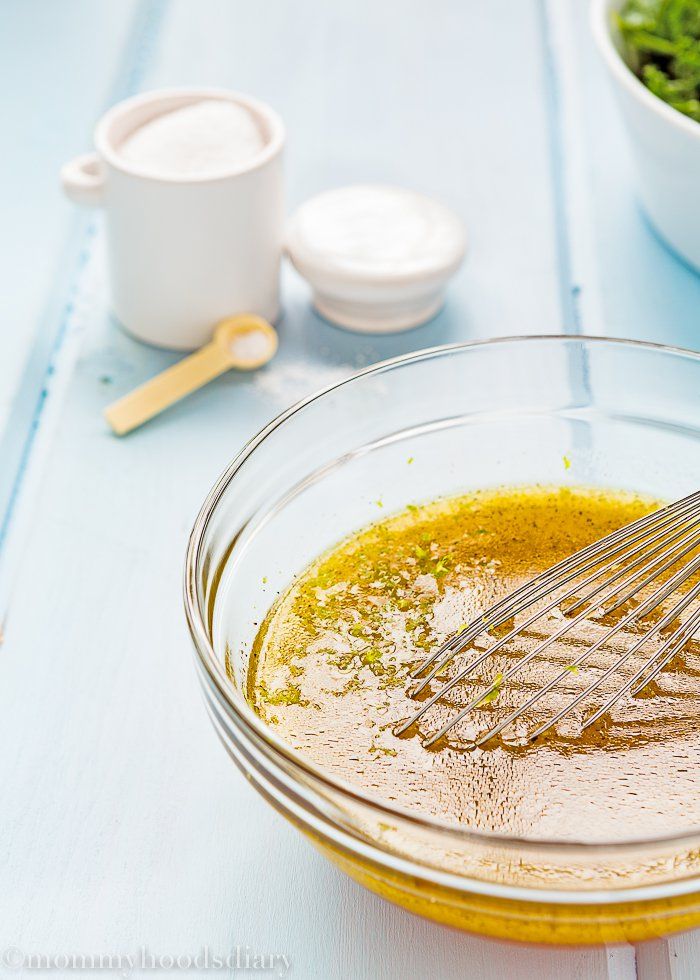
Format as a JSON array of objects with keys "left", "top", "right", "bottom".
[{"left": 0, "top": 2, "right": 698, "bottom": 978}]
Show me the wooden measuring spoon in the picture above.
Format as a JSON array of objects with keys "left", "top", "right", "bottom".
[{"left": 104, "top": 314, "right": 278, "bottom": 436}]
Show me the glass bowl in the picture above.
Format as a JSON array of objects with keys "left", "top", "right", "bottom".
[{"left": 184, "top": 335, "right": 700, "bottom": 945}]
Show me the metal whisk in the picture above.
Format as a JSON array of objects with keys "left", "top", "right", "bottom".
[{"left": 396, "top": 489, "right": 700, "bottom": 748}]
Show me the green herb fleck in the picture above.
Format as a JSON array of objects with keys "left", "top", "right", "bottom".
[
  {"left": 478, "top": 672, "right": 503, "bottom": 706},
  {"left": 407, "top": 456, "right": 414, "bottom": 464},
  {"left": 562, "top": 454, "right": 572, "bottom": 471},
  {"left": 433, "top": 555, "right": 451, "bottom": 578},
  {"left": 258, "top": 682, "right": 308, "bottom": 707},
  {"left": 361, "top": 647, "right": 383, "bottom": 665}
]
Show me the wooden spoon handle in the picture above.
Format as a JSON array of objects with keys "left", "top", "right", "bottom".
[{"left": 104, "top": 342, "right": 231, "bottom": 436}]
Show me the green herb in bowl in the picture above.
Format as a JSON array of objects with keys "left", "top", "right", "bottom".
[{"left": 618, "top": 0, "right": 700, "bottom": 121}]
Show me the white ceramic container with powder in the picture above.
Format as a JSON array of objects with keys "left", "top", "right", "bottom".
[{"left": 61, "top": 89, "right": 284, "bottom": 350}]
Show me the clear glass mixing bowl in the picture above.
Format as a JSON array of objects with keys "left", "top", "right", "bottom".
[{"left": 185, "top": 336, "right": 700, "bottom": 945}]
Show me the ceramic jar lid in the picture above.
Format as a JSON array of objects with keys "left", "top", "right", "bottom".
[{"left": 285, "top": 184, "right": 467, "bottom": 333}]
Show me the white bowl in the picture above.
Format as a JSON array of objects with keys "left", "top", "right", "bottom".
[
  {"left": 285, "top": 185, "right": 467, "bottom": 334},
  {"left": 592, "top": 0, "right": 700, "bottom": 270}
]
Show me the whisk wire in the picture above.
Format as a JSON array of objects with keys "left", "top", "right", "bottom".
[
  {"left": 399, "top": 490, "right": 700, "bottom": 747},
  {"left": 411, "top": 490, "right": 700, "bottom": 688},
  {"left": 583, "top": 602, "right": 700, "bottom": 731},
  {"left": 401, "top": 509, "right": 700, "bottom": 733},
  {"left": 530, "top": 571, "right": 700, "bottom": 742}
]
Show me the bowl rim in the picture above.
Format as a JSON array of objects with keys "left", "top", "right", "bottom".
[
  {"left": 591, "top": 0, "right": 700, "bottom": 142},
  {"left": 184, "top": 333, "right": 700, "bottom": 863}
]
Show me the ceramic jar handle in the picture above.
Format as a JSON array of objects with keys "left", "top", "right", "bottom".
[{"left": 60, "top": 152, "right": 105, "bottom": 207}]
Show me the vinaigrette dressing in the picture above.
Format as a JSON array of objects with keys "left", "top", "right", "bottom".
[{"left": 245, "top": 487, "right": 700, "bottom": 843}]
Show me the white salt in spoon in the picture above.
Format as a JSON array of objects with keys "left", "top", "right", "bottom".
[{"left": 104, "top": 314, "right": 278, "bottom": 436}]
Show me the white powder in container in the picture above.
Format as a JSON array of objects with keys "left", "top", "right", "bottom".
[{"left": 119, "top": 99, "right": 265, "bottom": 178}]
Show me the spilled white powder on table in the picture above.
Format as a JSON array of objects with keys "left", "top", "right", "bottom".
[
  {"left": 253, "top": 361, "right": 349, "bottom": 401},
  {"left": 119, "top": 100, "right": 265, "bottom": 179}
]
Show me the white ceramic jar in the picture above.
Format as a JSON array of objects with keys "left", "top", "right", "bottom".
[
  {"left": 592, "top": 0, "right": 700, "bottom": 271},
  {"left": 286, "top": 185, "right": 466, "bottom": 333},
  {"left": 62, "top": 88, "right": 285, "bottom": 350}
]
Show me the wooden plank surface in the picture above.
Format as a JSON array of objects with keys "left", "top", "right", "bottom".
[{"left": 0, "top": 1, "right": 698, "bottom": 977}]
